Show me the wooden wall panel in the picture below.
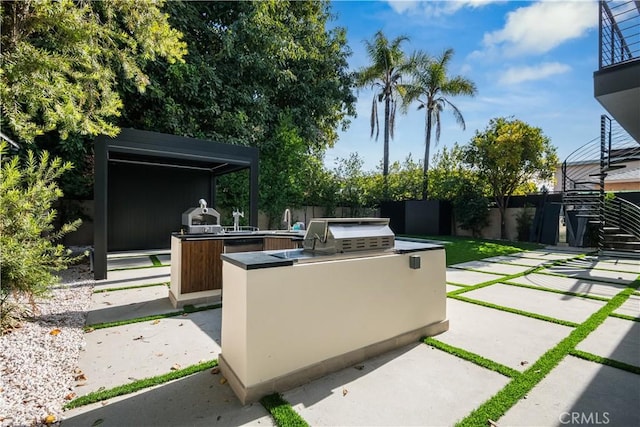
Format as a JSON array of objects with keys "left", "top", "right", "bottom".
[{"left": 263, "top": 237, "right": 300, "bottom": 251}]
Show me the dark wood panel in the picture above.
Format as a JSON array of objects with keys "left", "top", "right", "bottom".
[
  {"left": 181, "top": 239, "right": 223, "bottom": 293},
  {"left": 263, "top": 237, "right": 299, "bottom": 251}
]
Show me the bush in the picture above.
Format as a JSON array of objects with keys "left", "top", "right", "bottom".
[
  {"left": 0, "top": 143, "right": 81, "bottom": 331},
  {"left": 453, "top": 178, "right": 490, "bottom": 238}
]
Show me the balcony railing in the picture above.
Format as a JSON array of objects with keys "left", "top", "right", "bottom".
[{"left": 599, "top": 0, "right": 640, "bottom": 68}]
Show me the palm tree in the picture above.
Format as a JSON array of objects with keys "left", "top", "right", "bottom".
[
  {"left": 357, "top": 31, "right": 413, "bottom": 194},
  {"left": 404, "top": 48, "right": 477, "bottom": 199}
]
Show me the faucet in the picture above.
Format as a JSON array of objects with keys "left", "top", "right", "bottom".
[
  {"left": 283, "top": 208, "right": 291, "bottom": 231},
  {"left": 232, "top": 209, "right": 244, "bottom": 232}
]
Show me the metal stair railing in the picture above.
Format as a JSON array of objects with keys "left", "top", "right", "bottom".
[
  {"left": 599, "top": 0, "right": 639, "bottom": 69},
  {"left": 604, "top": 196, "right": 640, "bottom": 240}
]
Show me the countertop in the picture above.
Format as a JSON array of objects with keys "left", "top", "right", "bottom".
[
  {"left": 221, "top": 239, "right": 444, "bottom": 270},
  {"left": 172, "top": 231, "right": 305, "bottom": 241}
]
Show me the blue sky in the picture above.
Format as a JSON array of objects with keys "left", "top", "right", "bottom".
[{"left": 324, "top": 0, "right": 605, "bottom": 171}]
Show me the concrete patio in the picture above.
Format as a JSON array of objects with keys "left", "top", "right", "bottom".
[{"left": 61, "top": 249, "right": 639, "bottom": 426}]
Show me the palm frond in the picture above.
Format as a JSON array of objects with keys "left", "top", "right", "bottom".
[
  {"left": 445, "top": 99, "right": 466, "bottom": 130},
  {"left": 370, "top": 95, "right": 378, "bottom": 139}
]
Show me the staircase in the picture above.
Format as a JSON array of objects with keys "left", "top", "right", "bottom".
[{"left": 561, "top": 115, "right": 640, "bottom": 255}]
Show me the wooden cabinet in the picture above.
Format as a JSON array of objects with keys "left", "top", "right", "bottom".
[
  {"left": 263, "top": 237, "right": 300, "bottom": 251},
  {"left": 180, "top": 239, "right": 223, "bottom": 293}
]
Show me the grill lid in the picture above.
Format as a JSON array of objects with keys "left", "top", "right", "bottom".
[{"left": 303, "top": 218, "right": 394, "bottom": 254}]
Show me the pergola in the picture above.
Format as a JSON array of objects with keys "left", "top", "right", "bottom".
[{"left": 93, "top": 128, "right": 259, "bottom": 280}]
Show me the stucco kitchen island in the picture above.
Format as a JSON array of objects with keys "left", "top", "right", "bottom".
[{"left": 218, "top": 239, "right": 448, "bottom": 404}]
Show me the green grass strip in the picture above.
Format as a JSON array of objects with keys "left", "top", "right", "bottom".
[
  {"left": 456, "top": 283, "right": 637, "bottom": 427},
  {"left": 84, "top": 303, "right": 222, "bottom": 331},
  {"left": 502, "top": 281, "right": 610, "bottom": 302},
  {"left": 609, "top": 312, "right": 640, "bottom": 322},
  {"left": 449, "top": 295, "right": 579, "bottom": 327},
  {"left": 149, "top": 255, "right": 163, "bottom": 267},
  {"left": 64, "top": 359, "right": 218, "bottom": 409},
  {"left": 92, "top": 282, "right": 169, "bottom": 294},
  {"left": 569, "top": 349, "right": 640, "bottom": 375},
  {"left": 424, "top": 337, "right": 520, "bottom": 378},
  {"left": 260, "top": 393, "right": 309, "bottom": 427}
]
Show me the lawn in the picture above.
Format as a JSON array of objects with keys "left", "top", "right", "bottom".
[{"left": 402, "top": 235, "right": 544, "bottom": 266}]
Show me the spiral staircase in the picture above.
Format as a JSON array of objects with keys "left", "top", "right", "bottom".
[{"left": 561, "top": 115, "right": 640, "bottom": 255}]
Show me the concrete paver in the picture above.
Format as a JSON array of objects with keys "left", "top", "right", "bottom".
[
  {"left": 446, "top": 268, "right": 504, "bottom": 285},
  {"left": 87, "top": 285, "right": 174, "bottom": 325},
  {"left": 596, "top": 256, "right": 640, "bottom": 266},
  {"left": 506, "top": 272, "right": 626, "bottom": 299},
  {"left": 446, "top": 284, "right": 465, "bottom": 293},
  {"left": 283, "top": 343, "right": 510, "bottom": 427},
  {"left": 541, "top": 265, "right": 638, "bottom": 284},
  {"left": 107, "top": 256, "right": 154, "bottom": 271},
  {"left": 508, "top": 251, "right": 577, "bottom": 261},
  {"left": 576, "top": 317, "right": 640, "bottom": 367},
  {"left": 462, "top": 283, "right": 607, "bottom": 324},
  {"left": 450, "top": 261, "right": 532, "bottom": 275},
  {"left": 613, "top": 294, "right": 640, "bottom": 318},
  {"left": 156, "top": 254, "right": 171, "bottom": 265},
  {"left": 561, "top": 258, "right": 640, "bottom": 274},
  {"left": 94, "top": 266, "right": 170, "bottom": 291},
  {"left": 437, "top": 299, "right": 572, "bottom": 371},
  {"left": 482, "top": 255, "right": 550, "bottom": 267},
  {"left": 61, "top": 370, "right": 274, "bottom": 427},
  {"left": 499, "top": 356, "right": 640, "bottom": 427},
  {"left": 77, "top": 310, "right": 221, "bottom": 395}
]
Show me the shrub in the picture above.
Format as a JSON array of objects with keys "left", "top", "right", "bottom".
[
  {"left": 0, "top": 142, "right": 81, "bottom": 332},
  {"left": 515, "top": 205, "right": 534, "bottom": 242},
  {"left": 453, "top": 178, "right": 490, "bottom": 238}
]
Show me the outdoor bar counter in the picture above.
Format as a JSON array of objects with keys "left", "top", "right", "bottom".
[
  {"left": 169, "top": 231, "right": 304, "bottom": 308},
  {"left": 218, "top": 239, "right": 449, "bottom": 404}
]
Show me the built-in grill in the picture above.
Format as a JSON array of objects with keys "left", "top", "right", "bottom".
[
  {"left": 302, "top": 218, "right": 394, "bottom": 255},
  {"left": 182, "top": 199, "right": 223, "bottom": 234}
]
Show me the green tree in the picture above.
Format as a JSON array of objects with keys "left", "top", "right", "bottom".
[
  {"left": 0, "top": 0, "right": 186, "bottom": 143},
  {"left": 403, "top": 49, "right": 477, "bottom": 199},
  {"left": 463, "top": 117, "right": 558, "bottom": 239},
  {"left": 0, "top": 143, "right": 81, "bottom": 330},
  {"left": 334, "top": 153, "right": 366, "bottom": 216},
  {"left": 356, "top": 31, "right": 413, "bottom": 192}
]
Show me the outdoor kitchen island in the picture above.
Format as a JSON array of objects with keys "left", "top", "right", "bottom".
[{"left": 218, "top": 218, "right": 448, "bottom": 404}]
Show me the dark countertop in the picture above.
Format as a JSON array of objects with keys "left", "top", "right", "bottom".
[
  {"left": 221, "top": 238, "right": 443, "bottom": 270},
  {"left": 172, "top": 231, "right": 305, "bottom": 241}
]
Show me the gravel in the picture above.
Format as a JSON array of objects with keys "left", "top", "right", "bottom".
[{"left": 0, "top": 264, "right": 94, "bottom": 427}]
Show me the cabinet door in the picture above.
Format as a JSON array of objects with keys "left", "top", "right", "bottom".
[
  {"left": 181, "top": 239, "right": 223, "bottom": 293},
  {"left": 263, "top": 237, "right": 299, "bottom": 250}
]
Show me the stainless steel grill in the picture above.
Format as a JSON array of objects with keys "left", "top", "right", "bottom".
[
  {"left": 182, "top": 199, "right": 223, "bottom": 234},
  {"left": 302, "top": 218, "right": 394, "bottom": 255}
]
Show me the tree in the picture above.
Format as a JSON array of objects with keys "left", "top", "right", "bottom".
[
  {"left": 0, "top": 143, "right": 81, "bottom": 330},
  {"left": 403, "top": 48, "right": 477, "bottom": 199},
  {"left": 463, "top": 117, "right": 558, "bottom": 239},
  {"left": 0, "top": 0, "right": 186, "bottom": 143},
  {"left": 356, "top": 30, "right": 413, "bottom": 195}
]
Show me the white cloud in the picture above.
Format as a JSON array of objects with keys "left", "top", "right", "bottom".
[
  {"left": 499, "top": 62, "right": 571, "bottom": 85},
  {"left": 483, "top": 1, "right": 598, "bottom": 56},
  {"left": 386, "top": 0, "right": 500, "bottom": 17}
]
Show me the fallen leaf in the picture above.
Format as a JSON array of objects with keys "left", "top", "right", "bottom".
[
  {"left": 178, "top": 323, "right": 184, "bottom": 327},
  {"left": 128, "top": 377, "right": 137, "bottom": 381},
  {"left": 91, "top": 419, "right": 104, "bottom": 426},
  {"left": 217, "top": 415, "right": 222, "bottom": 421},
  {"left": 488, "top": 420, "right": 499, "bottom": 427},
  {"left": 102, "top": 302, "right": 112, "bottom": 306},
  {"left": 182, "top": 313, "right": 188, "bottom": 317},
  {"left": 73, "top": 368, "right": 83, "bottom": 374},
  {"left": 75, "top": 382, "right": 87, "bottom": 387},
  {"left": 101, "top": 401, "right": 109, "bottom": 406},
  {"left": 85, "top": 328, "right": 95, "bottom": 333},
  {"left": 211, "top": 367, "right": 220, "bottom": 375},
  {"left": 520, "top": 361, "right": 529, "bottom": 366},
  {"left": 74, "top": 374, "right": 87, "bottom": 381},
  {"left": 49, "top": 329, "right": 61, "bottom": 336},
  {"left": 133, "top": 335, "right": 144, "bottom": 341},
  {"left": 342, "top": 388, "right": 348, "bottom": 397},
  {"left": 171, "top": 364, "right": 181, "bottom": 371},
  {"left": 354, "top": 365, "right": 364, "bottom": 371},
  {"left": 44, "top": 414, "right": 56, "bottom": 424},
  {"left": 65, "top": 392, "right": 76, "bottom": 400},
  {"left": 97, "top": 386, "right": 106, "bottom": 392},
  {"left": 220, "top": 377, "right": 227, "bottom": 385},
  {"left": 151, "top": 319, "right": 160, "bottom": 325},
  {"left": 156, "top": 353, "right": 164, "bottom": 357}
]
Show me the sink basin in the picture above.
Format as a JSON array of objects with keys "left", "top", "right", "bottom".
[
  {"left": 263, "top": 230, "right": 305, "bottom": 235},
  {"left": 223, "top": 230, "right": 258, "bottom": 235}
]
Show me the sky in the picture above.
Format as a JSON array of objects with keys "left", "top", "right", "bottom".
[{"left": 324, "top": 0, "right": 606, "bottom": 172}]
